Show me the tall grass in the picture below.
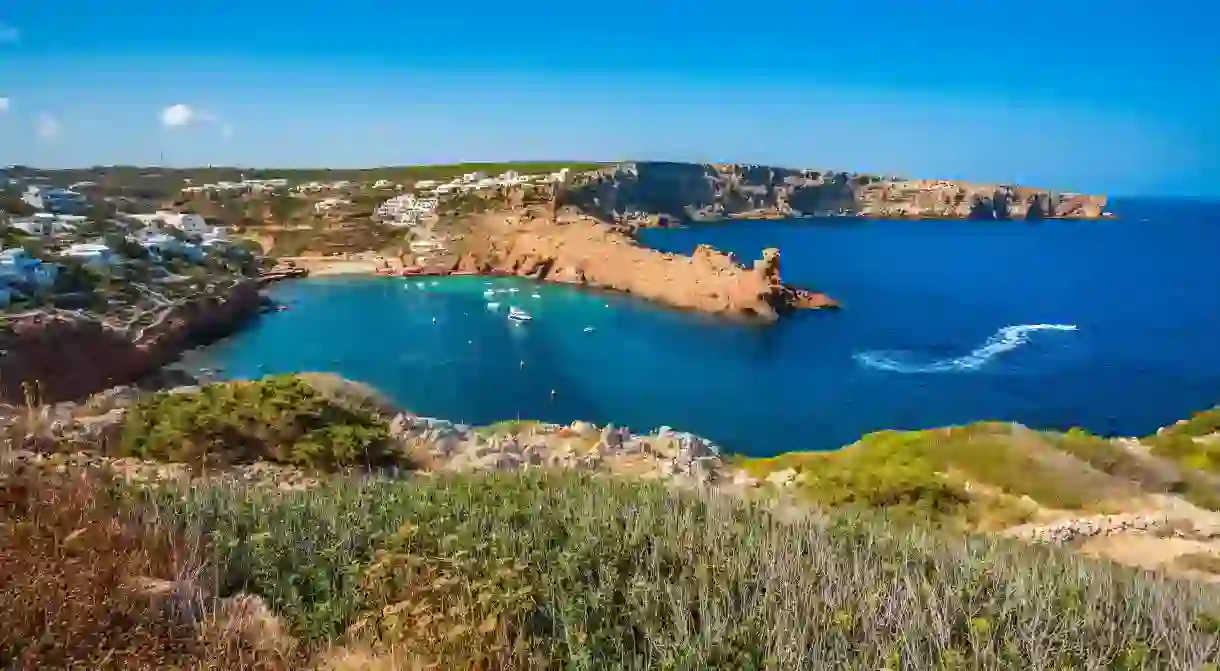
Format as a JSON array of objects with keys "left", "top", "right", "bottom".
[
  {"left": 0, "top": 461, "right": 291, "bottom": 669},
  {"left": 142, "top": 471, "right": 1220, "bottom": 670}
]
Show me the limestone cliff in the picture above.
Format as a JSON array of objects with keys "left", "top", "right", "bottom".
[
  {"left": 562, "top": 162, "right": 1107, "bottom": 223},
  {"left": 0, "top": 281, "right": 263, "bottom": 404}
]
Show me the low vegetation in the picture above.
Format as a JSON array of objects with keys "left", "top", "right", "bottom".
[
  {"left": 737, "top": 421, "right": 1220, "bottom": 530},
  {"left": 118, "top": 376, "right": 400, "bottom": 470},
  {"left": 0, "top": 464, "right": 281, "bottom": 669},
  {"left": 3, "top": 460, "right": 1219, "bottom": 669},
  {"left": 1146, "top": 407, "right": 1220, "bottom": 475},
  {"left": 9, "top": 377, "right": 1220, "bottom": 668}
]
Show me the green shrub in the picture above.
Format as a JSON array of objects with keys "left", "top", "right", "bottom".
[
  {"left": 1146, "top": 407, "right": 1220, "bottom": 474},
  {"left": 119, "top": 375, "right": 397, "bottom": 470},
  {"left": 738, "top": 424, "right": 1114, "bottom": 527}
]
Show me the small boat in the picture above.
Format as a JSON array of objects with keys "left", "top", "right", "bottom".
[
  {"left": 508, "top": 307, "right": 532, "bottom": 322},
  {"left": 583, "top": 326, "right": 595, "bottom": 332}
]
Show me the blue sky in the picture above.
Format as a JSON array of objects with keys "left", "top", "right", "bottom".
[{"left": 1, "top": 1, "right": 1217, "bottom": 196}]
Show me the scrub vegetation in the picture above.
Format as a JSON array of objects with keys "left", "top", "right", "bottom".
[{"left": 4, "top": 462, "right": 1220, "bottom": 670}]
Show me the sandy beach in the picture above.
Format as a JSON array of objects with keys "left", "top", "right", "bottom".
[{"left": 275, "top": 253, "right": 399, "bottom": 276}]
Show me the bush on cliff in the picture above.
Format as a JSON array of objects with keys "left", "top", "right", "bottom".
[{"left": 118, "top": 376, "right": 398, "bottom": 470}]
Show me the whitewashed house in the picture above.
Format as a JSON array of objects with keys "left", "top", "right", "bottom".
[
  {"left": 10, "top": 217, "right": 53, "bottom": 236},
  {"left": 156, "top": 211, "right": 210, "bottom": 236},
  {"left": 63, "top": 242, "right": 118, "bottom": 268},
  {"left": 314, "top": 197, "right": 350, "bottom": 213},
  {"left": 23, "top": 186, "right": 89, "bottom": 214}
]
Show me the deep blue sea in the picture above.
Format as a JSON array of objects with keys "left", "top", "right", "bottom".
[{"left": 190, "top": 198, "right": 1220, "bottom": 455}]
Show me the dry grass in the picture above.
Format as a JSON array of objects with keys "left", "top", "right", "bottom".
[
  {"left": 0, "top": 458, "right": 292, "bottom": 669},
  {"left": 151, "top": 471, "right": 1220, "bottom": 670},
  {"left": 5, "top": 441, "right": 1220, "bottom": 669}
]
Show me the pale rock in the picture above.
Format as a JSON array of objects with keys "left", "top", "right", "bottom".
[
  {"left": 569, "top": 420, "right": 597, "bottom": 437},
  {"left": 766, "top": 468, "right": 798, "bottom": 487}
]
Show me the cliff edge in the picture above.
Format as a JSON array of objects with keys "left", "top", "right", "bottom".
[
  {"left": 0, "top": 280, "right": 263, "bottom": 404},
  {"left": 562, "top": 162, "right": 1108, "bottom": 223}
]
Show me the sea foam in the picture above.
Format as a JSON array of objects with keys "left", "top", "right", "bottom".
[{"left": 854, "top": 324, "right": 1078, "bottom": 373}]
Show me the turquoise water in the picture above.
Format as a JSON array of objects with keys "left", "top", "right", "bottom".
[{"left": 193, "top": 198, "right": 1220, "bottom": 455}]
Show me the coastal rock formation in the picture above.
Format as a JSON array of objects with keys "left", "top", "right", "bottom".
[
  {"left": 0, "top": 280, "right": 263, "bottom": 404},
  {"left": 452, "top": 210, "right": 837, "bottom": 320},
  {"left": 562, "top": 162, "right": 1107, "bottom": 223}
]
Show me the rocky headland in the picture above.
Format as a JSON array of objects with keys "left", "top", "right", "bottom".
[
  {"left": 449, "top": 206, "right": 837, "bottom": 321},
  {"left": 560, "top": 161, "right": 1109, "bottom": 223}
]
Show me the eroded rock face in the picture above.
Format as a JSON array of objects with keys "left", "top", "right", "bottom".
[
  {"left": 454, "top": 213, "right": 836, "bottom": 320},
  {"left": 0, "top": 280, "right": 263, "bottom": 404},
  {"left": 563, "top": 162, "right": 1107, "bottom": 222}
]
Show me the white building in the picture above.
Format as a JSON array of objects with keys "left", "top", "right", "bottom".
[
  {"left": 10, "top": 217, "right": 53, "bottom": 236},
  {"left": 63, "top": 242, "right": 118, "bottom": 267},
  {"left": 22, "top": 186, "right": 88, "bottom": 214},
  {"left": 315, "top": 197, "right": 351, "bottom": 213},
  {"left": 155, "top": 211, "right": 210, "bottom": 236},
  {"left": 375, "top": 194, "right": 438, "bottom": 226}
]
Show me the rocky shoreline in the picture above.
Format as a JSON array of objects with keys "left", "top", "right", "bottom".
[{"left": 0, "top": 279, "right": 265, "bottom": 405}]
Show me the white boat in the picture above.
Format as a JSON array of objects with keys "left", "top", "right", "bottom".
[{"left": 508, "top": 307, "right": 532, "bottom": 322}]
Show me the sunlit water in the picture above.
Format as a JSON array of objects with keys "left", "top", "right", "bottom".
[{"left": 189, "top": 198, "right": 1220, "bottom": 455}]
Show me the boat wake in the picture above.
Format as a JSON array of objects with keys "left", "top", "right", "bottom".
[{"left": 854, "top": 324, "right": 1078, "bottom": 373}]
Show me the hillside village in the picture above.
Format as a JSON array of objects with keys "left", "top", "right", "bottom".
[{"left": 0, "top": 163, "right": 584, "bottom": 312}]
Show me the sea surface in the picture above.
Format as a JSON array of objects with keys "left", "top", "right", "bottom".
[{"left": 190, "top": 198, "right": 1220, "bottom": 455}]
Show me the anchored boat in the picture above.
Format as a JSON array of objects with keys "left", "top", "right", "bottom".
[{"left": 508, "top": 306, "right": 532, "bottom": 322}]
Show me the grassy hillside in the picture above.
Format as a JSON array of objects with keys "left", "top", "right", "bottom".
[
  {"left": 4, "top": 463, "right": 1219, "bottom": 670},
  {"left": 6, "top": 376, "right": 1220, "bottom": 668},
  {"left": 736, "top": 422, "right": 1220, "bottom": 530}
]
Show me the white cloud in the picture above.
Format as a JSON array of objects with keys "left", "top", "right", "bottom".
[
  {"left": 0, "top": 97, "right": 9, "bottom": 113},
  {"left": 161, "top": 103, "right": 197, "bottom": 127},
  {"left": 37, "top": 114, "right": 59, "bottom": 140},
  {"left": 0, "top": 23, "right": 18, "bottom": 43},
  {"left": 161, "top": 102, "right": 221, "bottom": 128}
]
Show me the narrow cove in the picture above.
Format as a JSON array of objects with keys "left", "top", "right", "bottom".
[{"left": 189, "top": 199, "right": 1220, "bottom": 455}]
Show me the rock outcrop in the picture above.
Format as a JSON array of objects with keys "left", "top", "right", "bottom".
[
  {"left": 0, "top": 280, "right": 263, "bottom": 404},
  {"left": 562, "top": 162, "right": 1108, "bottom": 223},
  {"left": 452, "top": 210, "right": 837, "bottom": 320}
]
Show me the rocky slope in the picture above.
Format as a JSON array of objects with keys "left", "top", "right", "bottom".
[
  {"left": 0, "top": 280, "right": 263, "bottom": 404},
  {"left": 9, "top": 375, "right": 1220, "bottom": 584},
  {"left": 452, "top": 207, "right": 837, "bottom": 320},
  {"left": 562, "top": 162, "right": 1108, "bottom": 223}
]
